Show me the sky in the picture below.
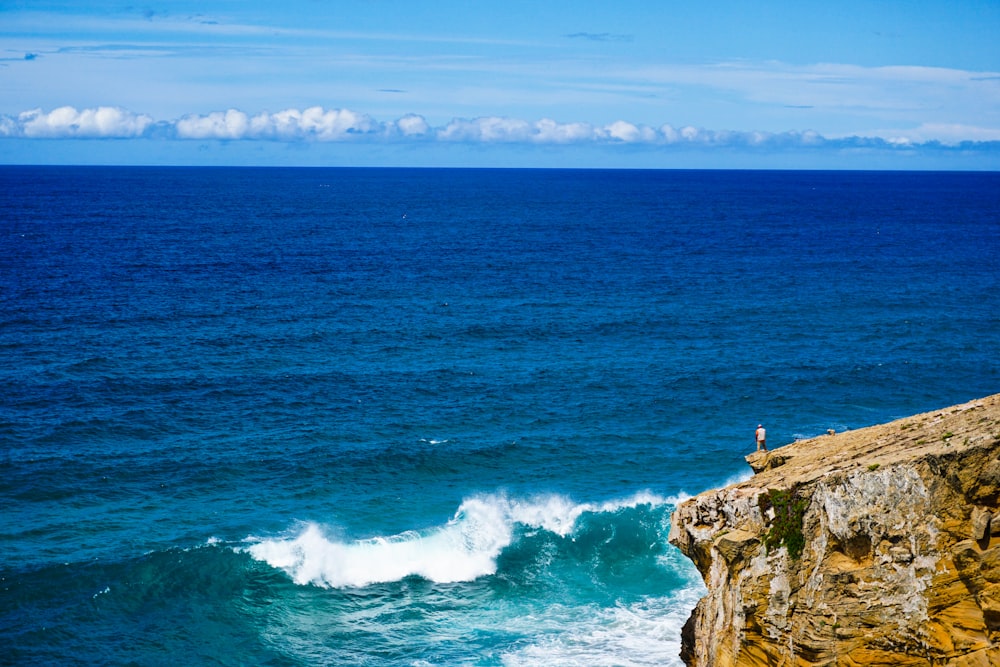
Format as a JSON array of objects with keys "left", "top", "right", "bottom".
[{"left": 2, "top": 0, "right": 999, "bottom": 169}]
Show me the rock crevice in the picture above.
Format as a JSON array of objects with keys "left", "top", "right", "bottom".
[{"left": 669, "top": 394, "right": 1000, "bottom": 666}]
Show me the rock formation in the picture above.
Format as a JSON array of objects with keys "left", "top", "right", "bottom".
[{"left": 669, "top": 393, "right": 1000, "bottom": 666}]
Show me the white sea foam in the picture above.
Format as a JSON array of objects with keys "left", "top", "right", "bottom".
[
  {"left": 246, "top": 513, "right": 507, "bottom": 587},
  {"left": 498, "top": 585, "right": 704, "bottom": 667},
  {"left": 245, "top": 490, "right": 680, "bottom": 588}
]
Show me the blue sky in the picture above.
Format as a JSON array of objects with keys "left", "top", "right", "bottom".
[{"left": 2, "top": 0, "right": 999, "bottom": 168}]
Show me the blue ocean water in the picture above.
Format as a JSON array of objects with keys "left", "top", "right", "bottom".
[{"left": 1, "top": 166, "right": 998, "bottom": 666}]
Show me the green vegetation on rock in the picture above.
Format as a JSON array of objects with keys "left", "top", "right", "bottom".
[{"left": 760, "top": 487, "right": 808, "bottom": 560}]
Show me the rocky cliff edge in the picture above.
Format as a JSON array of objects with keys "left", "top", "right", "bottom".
[{"left": 668, "top": 394, "right": 1000, "bottom": 667}]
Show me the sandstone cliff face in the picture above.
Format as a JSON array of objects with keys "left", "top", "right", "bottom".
[{"left": 669, "top": 394, "right": 1000, "bottom": 667}]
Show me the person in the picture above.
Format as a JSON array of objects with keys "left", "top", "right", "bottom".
[{"left": 755, "top": 424, "right": 767, "bottom": 452}]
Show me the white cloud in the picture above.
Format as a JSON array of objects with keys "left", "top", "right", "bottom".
[
  {"left": 533, "top": 118, "right": 597, "bottom": 143},
  {"left": 15, "top": 106, "right": 153, "bottom": 138},
  {"left": 175, "top": 107, "right": 383, "bottom": 140},
  {"left": 436, "top": 117, "right": 664, "bottom": 144},
  {"left": 394, "top": 114, "right": 431, "bottom": 136},
  {"left": 0, "top": 115, "right": 18, "bottom": 137},
  {"left": 1, "top": 106, "right": 998, "bottom": 156},
  {"left": 602, "top": 120, "right": 657, "bottom": 143},
  {"left": 268, "top": 107, "right": 380, "bottom": 140},
  {"left": 658, "top": 124, "right": 833, "bottom": 149},
  {"left": 680, "top": 126, "right": 703, "bottom": 142},
  {"left": 175, "top": 109, "right": 250, "bottom": 139},
  {"left": 438, "top": 116, "right": 534, "bottom": 142}
]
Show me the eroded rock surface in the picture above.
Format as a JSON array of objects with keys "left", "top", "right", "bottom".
[{"left": 669, "top": 394, "right": 1000, "bottom": 666}]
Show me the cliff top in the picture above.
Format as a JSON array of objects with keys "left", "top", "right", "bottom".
[{"left": 741, "top": 393, "right": 1000, "bottom": 490}]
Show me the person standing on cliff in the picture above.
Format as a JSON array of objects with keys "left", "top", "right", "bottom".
[{"left": 755, "top": 424, "right": 767, "bottom": 451}]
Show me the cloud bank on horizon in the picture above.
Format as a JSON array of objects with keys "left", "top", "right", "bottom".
[
  {"left": 4, "top": 104, "right": 997, "bottom": 155},
  {"left": 2, "top": 1, "right": 999, "bottom": 167}
]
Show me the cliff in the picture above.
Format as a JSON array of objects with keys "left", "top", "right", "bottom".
[{"left": 668, "top": 393, "right": 1000, "bottom": 667}]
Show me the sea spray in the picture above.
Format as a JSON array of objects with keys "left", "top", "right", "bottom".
[
  {"left": 498, "top": 587, "right": 705, "bottom": 667},
  {"left": 244, "top": 491, "right": 680, "bottom": 588}
]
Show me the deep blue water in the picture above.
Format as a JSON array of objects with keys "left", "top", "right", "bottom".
[{"left": 2, "top": 166, "right": 998, "bottom": 665}]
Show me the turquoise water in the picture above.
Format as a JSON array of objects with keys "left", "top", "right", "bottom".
[{"left": 2, "top": 167, "right": 998, "bottom": 665}]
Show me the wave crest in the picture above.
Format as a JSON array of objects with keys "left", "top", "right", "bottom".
[{"left": 244, "top": 491, "right": 678, "bottom": 588}]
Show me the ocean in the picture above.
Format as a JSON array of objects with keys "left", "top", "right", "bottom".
[{"left": 2, "top": 166, "right": 998, "bottom": 666}]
